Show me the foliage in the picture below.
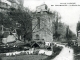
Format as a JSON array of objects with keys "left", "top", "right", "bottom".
[
  {"left": 0, "top": 8, "right": 32, "bottom": 41},
  {"left": 0, "top": 13, "right": 12, "bottom": 28},
  {"left": 8, "top": 9, "right": 32, "bottom": 41},
  {"left": 53, "top": 11, "right": 77, "bottom": 42},
  {"left": 77, "top": 21, "right": 80, "bottom": 36}
]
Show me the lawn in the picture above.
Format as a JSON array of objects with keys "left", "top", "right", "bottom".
[
  {"left": 2, "top": 55, "right": 48, "bottom": 60},
  {"left": 1, "top": 44, "right": 62, "bottom": 60}
]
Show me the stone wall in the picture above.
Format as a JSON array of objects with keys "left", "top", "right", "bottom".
[{"left": 32, "top": 11, "right": 55, "bottom": 42}]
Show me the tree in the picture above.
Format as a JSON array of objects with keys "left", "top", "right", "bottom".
[
  {"left": 66, "top": 26, "right": 69, "bottom": 40},
  {"left": 0, "top": 12, "right": 12, "bottom": 28},
  {"left": 53, "top": 11, "right": 61, "bottom": 40},
  {"left": 52, "top": 11, "right": 76, "bottom": 42},
  {"left": 65, "top": 26, "right": 77, "bottom": 45},
  {"left": 7, "top": 8, "right": 32, "bottom": 42}
]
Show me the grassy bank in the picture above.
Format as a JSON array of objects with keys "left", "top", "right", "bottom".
[{"left": 2, "top": 55, "right": 47, "bottom": 60}]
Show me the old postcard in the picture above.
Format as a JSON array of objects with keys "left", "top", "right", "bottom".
[{"left": 0, "top": 0, "right": 80, "bottom": 60}]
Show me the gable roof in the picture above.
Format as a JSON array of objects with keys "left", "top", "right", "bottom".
[{"left": 31, "top": 42, "right": 40, "bottom": 48}]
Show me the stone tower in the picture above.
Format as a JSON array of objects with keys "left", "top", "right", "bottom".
[{"left": 32, "top": 4, "right": 55, "bottom": 43}]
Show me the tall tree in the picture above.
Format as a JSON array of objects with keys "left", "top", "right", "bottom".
[
  {"left": 53, "top": 11, "right": 61, "bottom": 40},
  {"left": 8, "top": 8, "right": 32, "bottom": 42}
]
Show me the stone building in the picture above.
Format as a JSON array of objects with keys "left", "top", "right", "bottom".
[
  {"left": 77, "top": 21, "right": 80, "bottom": 46},
  {"left": 36, "top": 4, "right": 49, "bottom": 13},
  {"left": 7, "top": 0, "right": 24, "bottom": 9},
  {"left": 32, "top": 4, "right": 55, "bottom": 44},
  {"left": 0, "top": 0, "right": 10, "bottom": 12}
]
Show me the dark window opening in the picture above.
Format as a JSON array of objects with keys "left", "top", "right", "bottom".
[
  {"left": 45, "top": 5, "right": 47, "bottom": 10},
  {"left": 36, "top": 34, "right": 39, "bottom": 40},
  {"left": 37, "top": 17, "right": 40, "bottom": 29}
]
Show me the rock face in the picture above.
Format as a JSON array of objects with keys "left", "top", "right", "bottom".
[{"left": 32, "top": 4, "right": 55, "bottom": 42}]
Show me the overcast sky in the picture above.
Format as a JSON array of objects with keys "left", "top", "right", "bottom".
[{"left": 24, "top": 0, "right": 80, "bottom": 34}]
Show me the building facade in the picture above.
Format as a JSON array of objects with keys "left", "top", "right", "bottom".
[
  {"left": 0, "top": 0, "right": 10, "bottom": 12},
  {"left": 36, "top": 4, "right": 49, "bottom": 13},
  {"left": 32, "top": 4, "right": 55, "bottom": 43},
  {"left": 7, "top": 0, "right": 24, "bottom": 9}
]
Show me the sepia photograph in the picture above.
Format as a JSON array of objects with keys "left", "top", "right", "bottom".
[{"left": 0, "top": 0, "right": 80, "bottom": 60}]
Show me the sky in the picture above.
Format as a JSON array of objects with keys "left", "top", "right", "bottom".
[{"left": 23, "top": 0, "right": 80, "bottom": 34}]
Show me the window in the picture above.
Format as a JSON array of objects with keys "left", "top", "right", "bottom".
[
  {"left": 37, "top": 17, "right": 40, "bottom": 29},
  {"left": 49, "top": 18, "right": 50, "bottom": 22},
  {"left": 45, "top": 5, "right": 47, "bottom": 9},
  {"left": 36, "top": 34, "right": 39, "bottom": 40}
]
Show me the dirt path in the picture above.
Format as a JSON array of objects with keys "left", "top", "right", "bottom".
[{"left": 52, "top": 46, "right": 74, "bottom": 60}]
